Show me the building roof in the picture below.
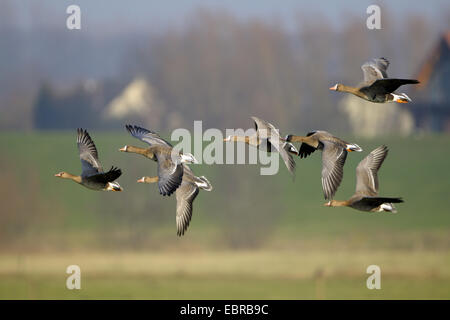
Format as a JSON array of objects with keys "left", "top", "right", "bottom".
[{"left": 415, "top": 31, "right": 450, "bottom": 90}]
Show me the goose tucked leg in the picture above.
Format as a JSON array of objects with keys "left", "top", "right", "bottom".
[
  {"left": 391, "top": 93, "right": 412, "bottom": 103},
  {"left": 106, "top": 181, "right": 123, "bottom": 191},
  {"left": 346, "top": 143, "right": 363, "bottom": 152},
  {"left": 377, "top": 203, "right": 397, "bottom": 213}
]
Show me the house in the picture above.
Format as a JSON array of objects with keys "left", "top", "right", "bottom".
[
  {"left": 104, "top": 77, "right": 167, "bottom": 129},
  {"left": 409, "top": 31, "right": 450, "bottom": 132}
]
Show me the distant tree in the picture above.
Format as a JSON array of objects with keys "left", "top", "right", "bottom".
[
  {"left": 33, "top": 83, "right": 99, "bottom": 130},
  {"left": 33, "top": 84, "right": 54, "bottom": 129}
]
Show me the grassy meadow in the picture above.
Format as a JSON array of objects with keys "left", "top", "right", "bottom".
[{"left": 1, "top": 131, "right": 450, "bottom": 299}]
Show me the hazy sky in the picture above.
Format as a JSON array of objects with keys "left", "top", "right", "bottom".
[{"left": 10, "top": 0, "right": 450, "bottom": 33}]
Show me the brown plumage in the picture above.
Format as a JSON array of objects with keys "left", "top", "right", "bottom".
[
  {"left": 120, "top": 125, "right": 198, "bottom": 196},
  {"left": 285, "top": 131, "right": 362, "bottom": 200},
  {"left": 324, "top": 145, "right": 403, "bottom": 213},
  {"left": 330, "top": 57, "right": 419, "bottom": 103},
  {"left": 54, "top": 128, "right": 123, "bottom": 191},
  {"left": 138, "top": 164, "right": 212, "bottom": 236}
]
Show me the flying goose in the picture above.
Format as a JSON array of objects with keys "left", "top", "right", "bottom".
[
  {"left": 330, "top": 57, "right": 419, "bottom": 103},
  {"left": 138, "top": 164, "right": 212, "bottom": 236},
  {"left": 54, "top": 128, "right": 123, "bottom": 191},
  {"left": 224, "top": 116, "right": 297, "bottom": 175},
  {"left": 285, "top": 131, "right": 362, "bottom": 199},
  {"left": 325, "top": 145, "right": 403, "bottom": 212},
  {"left": 120, "top": 125, "right": 197, "bottom": 196}
]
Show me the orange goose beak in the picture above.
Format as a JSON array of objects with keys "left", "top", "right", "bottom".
[
  {"left": 137, "top": 177, "right": 145, "bottom": 183},
  {"left": 329, "top": 84, "right": 338, "bottom": 91}
]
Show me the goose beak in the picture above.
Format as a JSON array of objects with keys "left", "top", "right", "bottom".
[
  {"left": 395, "top": 98, "right": 409, "bottom": 103},
  {"left": 329, "top": 84, "right": 338, "bottom": 91},
  {"left": 54, "top": 173, "right": 62, "bottom": 177},
  {"left": 324, "top": 201, "right": 331, "bottom": 207},
  {"left": 119, "top": 146, "right": 127, "bottom": 152},
  {"left": 137, "top": 177, "right": 145, "bottom": 183}
]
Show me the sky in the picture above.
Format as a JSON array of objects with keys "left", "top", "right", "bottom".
[
  {"left": 9, "top": 0, "right": 450, "bottom": 34},
  {"left": 2, "top": 0, "right": 448, "bottom": 88}
]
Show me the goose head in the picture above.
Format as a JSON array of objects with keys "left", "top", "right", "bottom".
[
  {"left": 324, "top": 200, "right": 334, "bottom": 207},
  {"left": 284, "top": 134, "right": 293, "bottom": 142},
  {"left": 137, "top": 177, "right": 146, "bottom": 183},
  {"left": 329, "top": 84, "right": 342, "bottom": 91},
  {"left": 54, "top": 172, "right": 69, "bottom": 178}
]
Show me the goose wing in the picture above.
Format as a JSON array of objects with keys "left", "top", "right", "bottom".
[
  {"left": 267, "top": 131, "right": 297, "bottom": 176},
  {"left": 355, "top": 145, "right": 388, "bottom": 197},
  {"left": 251, "top": 116, "right": 278, "bottom": 139},
  {"left": 361, "top": 57, "right": 390, "bottom": 82},
  {"left": 278, "top": 144, "right": 296, "bottom": 175},
  {"left": 321, "top": 141, "right": 348, "bottom": 200},
  {"left": 77, "top": 128, "right": 103, "bottom": 176},
  {"left": 176, "top": 178, "right": 199, "bottom": 237},
  {"left": 86, "top": 166, "right": 122, "bottom": 185},
  {"left": 156, "top": 152, "right": 184, "bottom": 196},
  {"left": 353, "top": 196, "right": 403, "bottom": 211},
  {"left": 364, "top": 78, "right": 419, "bottom": 95},
  {"left": 298, "top": 131, "right": 319, "bottom": 159},
  {"left": 125, "top": 124, "right": 173, "bottom": 147},
  {"left": 251, "top": 116, "right": 295, "bottom": 175}
]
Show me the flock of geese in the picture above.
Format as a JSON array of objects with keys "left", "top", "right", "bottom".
[{"left": 55, "top": 58, "right": 417, "bottom": 236}]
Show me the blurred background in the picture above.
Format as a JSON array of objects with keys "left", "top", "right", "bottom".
[{"left": 1, "top": 0, "right": 450, "bottom": 299}]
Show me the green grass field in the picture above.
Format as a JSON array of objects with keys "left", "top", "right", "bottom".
[
  {"left": 1, "top": 250, "right": 450, "bottom": 299},
  {"left": 1, "top": 132, "right": 450, "bottom": 299}
]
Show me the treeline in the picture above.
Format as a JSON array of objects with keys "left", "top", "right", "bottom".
[{"left": 4, "top": 8, "right": 447, "bottom": 132}]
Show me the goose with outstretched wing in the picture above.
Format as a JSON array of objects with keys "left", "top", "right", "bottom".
[
  {"left": 224, "top": 116, "right": 297, "bottom": 176},
  {"left": 120, "top": 124, "right": 198, "bottom": 196},
  {"left": 286, "top": 130, "right": 362, "bottom": 200},
  {"left": 54, "top": 128, "right": 122, "bottom": 191},
  {"left": 324, "top": 145, "right": 403, "bottom": 212},
  {"left": 330, "top": 57, "right": 419, "bottom": 103},
  {"left": 138, "top": 164, "right": 212, "bottom": 236}
]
